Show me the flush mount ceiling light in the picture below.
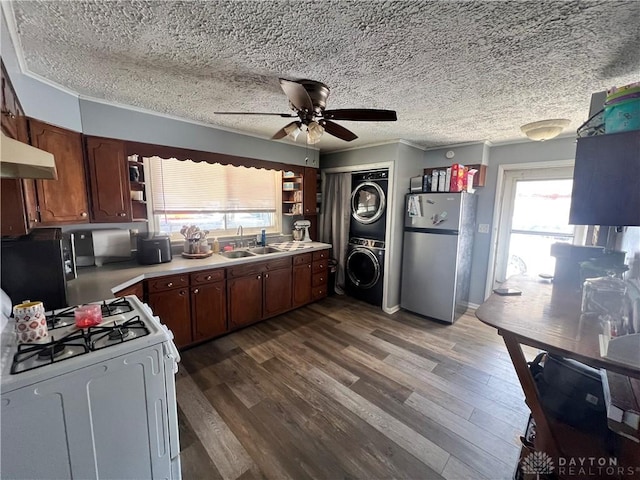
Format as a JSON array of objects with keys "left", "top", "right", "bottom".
[{"left": 520, "top": 119, "right": 571, "bottom": 141}]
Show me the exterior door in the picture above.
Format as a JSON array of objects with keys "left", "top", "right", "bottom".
[{"left": 492, "top": 167, "right": 579, "bottom": 289}]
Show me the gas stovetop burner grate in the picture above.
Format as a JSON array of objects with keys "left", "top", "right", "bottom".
[
  {"left": 87, "top": 316, "right": 150, "bottom": 350},
  {"left": 45, "top": 298, "right": 134, "bottom": 330},
  {"left": 11, "top": 331, "right": 89, "bottom": 374}
]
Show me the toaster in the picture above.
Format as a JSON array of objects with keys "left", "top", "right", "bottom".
[{"left": 136, "top": 234, "right": 172, "bottom": 265}]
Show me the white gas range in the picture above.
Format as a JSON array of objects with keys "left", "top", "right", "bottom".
[{"left": 0, "top": 296, "right": 182, "bottom": 480}]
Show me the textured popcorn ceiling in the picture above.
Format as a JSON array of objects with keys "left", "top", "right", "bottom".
[{"left": 7, "top": 1, "right": 640, "bottom": 152}]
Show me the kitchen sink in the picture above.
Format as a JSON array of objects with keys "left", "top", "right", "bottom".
[
  {"left": 219, "top": 250, "right": 256, "bottom": 259},
  {"left": 248, "top": 246, "right": 283, "bottom": 255}
]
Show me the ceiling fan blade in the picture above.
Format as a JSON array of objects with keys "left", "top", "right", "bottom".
[
  {"left": 213, "top": 112, "right": 296, "bottom": 117},
  {"left": 279, "top": 79, "right": 314, "bottom": 112},
  {"left": 272, "top": 121, "right": 300, "bottom": 140},
  {"left": 323, "top": 109, "right": 397, "bottom": 122},
  {"left": 323, "top": 120, "right": 358, "bottom": 142}
]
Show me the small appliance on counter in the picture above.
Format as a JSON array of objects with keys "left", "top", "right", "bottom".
[
  {"left": 292, "top": 220, "right": 312, "bottom": 242},
  {"left": 137, "top": 234, "right": 173, "bottom": 265}
]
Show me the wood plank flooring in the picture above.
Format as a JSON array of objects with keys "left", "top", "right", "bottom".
[{"left": 178, "top": 295, "right": 536, "bottom": 480}]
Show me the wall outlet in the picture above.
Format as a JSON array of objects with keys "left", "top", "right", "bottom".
[{"left": 478, "top": 224, "right": 490, "bottom": 234}]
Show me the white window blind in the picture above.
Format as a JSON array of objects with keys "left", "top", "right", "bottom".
[
  {"left": 147, "top": 156, "right": 282, "bottom": 237},
  {"left": 150, "top": 157, "right": 278, "bottom": 212}
]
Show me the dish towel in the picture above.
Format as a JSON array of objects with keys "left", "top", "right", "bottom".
[{"left": 407, "top": 195, "right": 422, "bottom": 217}]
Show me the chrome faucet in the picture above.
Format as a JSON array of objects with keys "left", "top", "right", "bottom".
[{"left": 236, "top": 225, "right": 244, "bottom": 248}]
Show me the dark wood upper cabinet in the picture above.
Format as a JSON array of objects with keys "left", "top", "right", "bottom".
[
  {"left": 85, "top": 136, "right": 132, "bottom": 223},
  {"left": 1, "top": 60, "right": 21, "bottom": 140},
  {"left": 28, "top": 119, "right": 90, "bottom": 225},
  {"left": 303, "top": 167, "right": 317, "bottom": 215},
  {"left": 569, "top": 130, "right": 640, "bottom": 226}
]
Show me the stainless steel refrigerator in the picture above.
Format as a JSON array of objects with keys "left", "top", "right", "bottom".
[{"left": 401, "top": 192, "right": 477, "bottom": 323}]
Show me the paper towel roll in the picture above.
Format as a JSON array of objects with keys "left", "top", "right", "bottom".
[{"left": 92, "top": 229, "right": 132, "bottom": 266}]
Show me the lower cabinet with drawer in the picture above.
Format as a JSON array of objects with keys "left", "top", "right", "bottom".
[
  {"left": 145, "top": 269, "right": 227, "bottom": 348},
  {"left": 191, "top": 269, "right": 227, "bottom": 342},
  {"left": 292, "top": 253, "right": 313, "bottom": 307},
  {"left": 146, "top": 273, "right": 192, "bottom": 348},
  {"left": 144, "top": 248, "right": 330, "bottom": 348}
]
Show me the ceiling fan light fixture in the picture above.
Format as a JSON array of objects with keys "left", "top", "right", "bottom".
[
  {"left": 520, "top": 118, "right": 570, "bottom": 141},
  {"left": 306, "top": 121, "right": 324, "bottom": 144},
  {"left": 284, "top": 122, "right": 302, "bottom": 140}
]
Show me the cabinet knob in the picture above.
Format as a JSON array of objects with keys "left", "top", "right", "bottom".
[
  {"left": 206, "top": 275, "right": 212, "bottom": 280},
  {"left": 80, "top": 212, "right": 88, "bottom": 217},
  {"left": 320, "top": 264, "right": 324, "bottom": 269},
  {"left": 257, "top": 275, "right": 261, "bottom": 279},
  {"left": 308, "top": 264, "right": 311, "bottom": 268},
  {"left": 31, "top": 218, "right": 38, "bottom": 223},
  {"left": 179, "top": 290, "right": 185, "bottom": 296},
  {"left": 1, "top": 110, "right": 15, "bottom": 119},
  {"left": 167, "top": 282, "right": 173, "bottom": 287},
  {"left": 193, "top": 288, "right": 199, "bottom": 294},
  {"left": 120, "top": 212, "right": 127, "bottom": 217},
  {"left": 320, "top": 277, "right": 324, "bottom": 282},
  {"left": 265, "top": 273, "right": 269, "bottom": 278}
]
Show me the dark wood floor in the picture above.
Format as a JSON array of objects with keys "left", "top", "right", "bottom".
[{"left": 177, "top": 295, "right": 535, "bottom": 480}]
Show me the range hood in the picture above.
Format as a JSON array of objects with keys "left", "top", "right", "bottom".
[{"left": 1, "top": 131, "right": 57, "bottom": 180}]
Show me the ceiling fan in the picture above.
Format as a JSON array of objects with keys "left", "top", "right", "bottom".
[{"left": 214, "top": 78, "right": 397, "bottom": 143}]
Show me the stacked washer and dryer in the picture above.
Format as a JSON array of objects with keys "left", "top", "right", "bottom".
[{"left": 345, "top": 170, "right": 388, "bottom": 306}]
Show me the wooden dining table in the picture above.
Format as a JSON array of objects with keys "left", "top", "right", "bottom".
[{"left": 476, "top": 275, "right": 639, "bottom": 478}]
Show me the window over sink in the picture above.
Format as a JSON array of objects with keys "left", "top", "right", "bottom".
[{"left": 147, "top": 156, "right": 282, "bottom": 239}]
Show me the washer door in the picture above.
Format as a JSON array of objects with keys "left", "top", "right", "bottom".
[
  {"left": 347, "top": 247, "right": 381, "bottom": 289},
  {"left": 351, "top": 181, "right": 386, "bottom": 224}
]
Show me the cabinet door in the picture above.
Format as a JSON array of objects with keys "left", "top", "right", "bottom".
[
  {"left": 148, "top": 288, "right": 192, "bottom": 348},
  {"left": 0, "top": 179, "right": 29, "bottom": 236},
  {"left": 227, "top": 274, "right": 262, "bottom": 329},
  {"left": 303, "top": 167, "right": 317, "bottom": 215},
  {"left": 569, "top": 130, "right": 640, "bottom": 226},
  {"left": 29, "top": 119, "right": 90, "bottom": 224},
  {"left": 192, "top": 281, "right": 227, "bottom": 341},
  {"left": 292, "top": 262, "right": 312, "bottom": 307},
  {"left": 85, "top": 137, "right": 132, "bottom": 222},
  {"left": 1, "top": 60, "right": 21, "bottom": 140},
  {"left": 263, "top": 266, "right": 292, "bottom": 318}
]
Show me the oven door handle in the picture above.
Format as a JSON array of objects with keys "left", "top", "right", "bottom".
[{"left": 162, "top": 339, "right": 181, "bottom": 461}]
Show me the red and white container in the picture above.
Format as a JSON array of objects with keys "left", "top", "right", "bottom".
[{"left": 13, "top": 300, "right": 48, "bottom": 343}]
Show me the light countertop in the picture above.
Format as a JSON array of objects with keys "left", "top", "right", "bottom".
[{"left": 67, "top": 242, "right": 332, "bottom": 305}]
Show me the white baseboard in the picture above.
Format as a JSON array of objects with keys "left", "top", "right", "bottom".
[{"left": 384, "top": 304, "right": 401, "bottom": 314}]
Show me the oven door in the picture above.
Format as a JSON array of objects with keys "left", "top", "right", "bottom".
[{"left": 351, "top": 181, "right": 386, "bottom": 225}]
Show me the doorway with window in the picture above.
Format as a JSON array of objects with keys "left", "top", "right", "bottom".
[{"left": 491, "top": 166, "right": 584, "bottom": 291}]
